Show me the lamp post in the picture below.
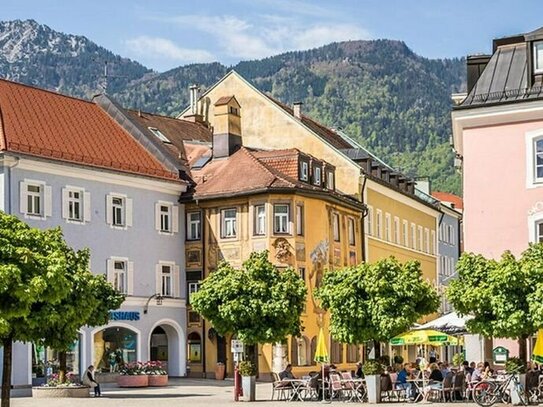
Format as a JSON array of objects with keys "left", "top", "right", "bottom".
[{"left": 143, "top": 293, "right": 164, "bottom": 314}]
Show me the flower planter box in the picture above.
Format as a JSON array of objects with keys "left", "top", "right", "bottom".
[
  {"left": 117, "top": 374, "right": 149, "bottom": 387},
  {"left": 242, "top": 376, "right": 256, "bottom": 401},
  {"left": 32, "top": 386, "right": 90, "bottom": 398},
  {"left": 148, "top": 375, "right": 168, "bottom": 387}
]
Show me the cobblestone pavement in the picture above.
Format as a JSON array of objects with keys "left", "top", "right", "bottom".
[{"left": 10, "top": 378, "right": 493, "bottom": 407}]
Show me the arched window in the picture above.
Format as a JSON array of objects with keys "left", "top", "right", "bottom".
[
  {"left": 310, "top": 336, "right": 317, "bottom": 364},
  {"left": 93, "top": 327, "right": 137, "bottom": 371},
  {"left": 188, "top": 332, "right": 202, "bottom": 363},
  {"left": 347, "top": 344, "right": 360, "bottom": 363},
  {"left": 291, "top": 336, "right": 310, "bottom": 366},
  {"left": 331, "top": 339, "right": 343, "bottom": 364},
  {"left": 290, "top": 337, "right": 299, "bottom": 366}
]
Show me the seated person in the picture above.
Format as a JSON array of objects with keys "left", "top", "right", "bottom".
[
  {"left": 355, "top": 362, "right": 364, "bottom": 379},
  {"left": 423, "top": 363, "right": 444, "bottom": 401},
  {"left": 279, "top": 364, "right": 296, "bottom": 381},
  {"left": 483, "top": 361, "right": 494, "bottom": 379},
  {"left": 471, "top": 362, "right": 484, "bottom": 382},
  {"left": 462, "top": 360, "right": 474, "bottom": 375},
  {"left": 396, "top": 363, "right": 414, "bottom": 398}
]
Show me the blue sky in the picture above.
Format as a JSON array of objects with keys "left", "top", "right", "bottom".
[{"left": 3, "top": 0, "right": 543, "bottom": 72}]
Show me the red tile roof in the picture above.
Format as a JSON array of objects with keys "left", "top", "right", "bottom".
[
  {"left": 432, "top": 191, "right": 463, "bottom": 210},
  {"left": 0, "top": 79, "right": 180, "bottom": 181}
]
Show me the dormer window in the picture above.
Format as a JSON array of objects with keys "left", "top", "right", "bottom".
[
  {"left": 148, "top": 127, "right": 171, "bottom": 143},
  {"left": 229, "top": 106, "right": 239, "bottom": 116},
  {"left": 314, "top": 166, "right": 322, "bottom": 185},
  {"left": 534, "top": 41, "right": 543, "bottom": 74},
  {"left": 299, "top": 160, "right": 309, "bottom": 182},
  {"left": 326, "top": 170, "right": 335, "bottom": 190}
]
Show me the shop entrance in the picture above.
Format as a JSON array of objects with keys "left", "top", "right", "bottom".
[
  {"left": 93, "top": 326, "right": 137, "bottom": 371},
  {"left": 148, "top": 322, "right": 184, "bottom": 376},
  {"left": 150, "top": 326, "right": 168, "bottom": 363}
]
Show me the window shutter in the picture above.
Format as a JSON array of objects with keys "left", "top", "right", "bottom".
[
  {"left": 106, "top": 259, "right": 114, "bottom": 284},
  {"left": 173, "top": 265, "right": 180, "bottom": 298},
  {"left": 44, "top": 185, "right": 52, "bottom": 217},
  {"left": 127, "top": 261, "right": 134, "bottom": 295},
  {"left": 126, "top": 198, "right": 133, "bottom": 227},
  {"left": 155, "top": 264, "right": 162, "bottom": 295},
  {"left": 61, "top": 188, "right": 69, "bottom": 219},
  {"left": 155, "top": 203, "right": 161, "bottom": 231},
  {"left": 84, "top": 192, "right": 91, "bottom": 222},
  {"left": 172, "top": 205, "right": 179, "bottom": 233},
  {"left": 106, "top": 195, "right": 113, "bottom": 225},
  {"left": 19, "top": 181, "right": 28, "bottom": 214}
]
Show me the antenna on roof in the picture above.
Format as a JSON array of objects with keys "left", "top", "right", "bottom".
[{"left": 92, "top": 59, "right": 127, "bottom": 94}]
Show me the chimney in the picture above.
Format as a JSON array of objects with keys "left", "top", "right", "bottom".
[
  {"left": 184, "top": 84, "right": 206, "bottom": 124},
  {"left": 293, "top": 102, "right": 303, "bottom": 119},
  {"left": 466, "top": 55, "right": 491, "bottom": 94},
  {"left": 212, "top": 96, "right": 242, "bottom": 159}
]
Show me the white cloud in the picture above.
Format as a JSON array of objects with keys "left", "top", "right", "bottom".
[
  {"left": 154, "top": 14, "right": 372, "bottom": 61},
  {"left": 124, "top": 36, "right": 215, "bottom": 63}
]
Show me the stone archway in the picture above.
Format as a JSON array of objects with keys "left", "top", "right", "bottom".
[{"left": 148, "top": 320, "right": 185, "bottom": 376}]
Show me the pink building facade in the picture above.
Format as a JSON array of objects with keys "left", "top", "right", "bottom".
[{"left": 452, "top": 27, "right": 543, "bottom": 363}]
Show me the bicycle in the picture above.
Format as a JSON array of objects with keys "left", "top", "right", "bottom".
[{"left": 473, "top": 371, "right": 528, "bottom": 407}]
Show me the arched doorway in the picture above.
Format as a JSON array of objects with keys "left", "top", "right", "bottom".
[{"left": 148, "top": 321, "right": 184, "bottom": 376}]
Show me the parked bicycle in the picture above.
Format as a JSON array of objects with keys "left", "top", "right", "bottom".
[{"left": 473, "top": 370, "right": 528, "bottom": 407}]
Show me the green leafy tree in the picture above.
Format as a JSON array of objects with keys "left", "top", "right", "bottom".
[
  {"left": 34, "top": 247, "right": 124, "bottom": 383},
  {"left": 448, "top": 244, "right": 543, "bottom": 362},
  {"left": 191, "top": 251, "right": 307, "bottom": 345},
  {"left": 316, "top": 257, "right": 439, "bottom": 357}
]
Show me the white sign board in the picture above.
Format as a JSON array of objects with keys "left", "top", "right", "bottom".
[{"left": 231, "top": 340, "right": 244, "bottom": 354}]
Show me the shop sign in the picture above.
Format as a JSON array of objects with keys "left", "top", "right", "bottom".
[
  {"left": 493, "top": 346, "right": 509, "bottom": 364},
  {"left": 109, "top": 311, "right": 140, "bottom": 321}
]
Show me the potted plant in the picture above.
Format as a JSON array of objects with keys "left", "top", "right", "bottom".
[
  {"left": 238, "top": 360, "right": 257, "bottom": 401},
  {"left": 32, "top": 372, "right": 90, "bottom": 398},
  {"left": 117, "top": 362, "right": 149, "bottom": 387},
  {"left": 363, "top": 359, "right": 384, "bottom": 403},
  {"left": 215, "top": 362, "right": 226, "bottom": 380},
  {"left": 145, "top": 361, "right": 168, "bottom": 387},
  {"left": 505, "top": 357, "right": 526, "bottom": 405}
]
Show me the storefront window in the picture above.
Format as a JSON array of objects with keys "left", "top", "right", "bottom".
[
  {"left": 94, "top": 327, "right": 137, "bottom": 371},
  {"left": 188, "top": 332, "right": 202, "bottom": 363},
  {"left": 31, "top": 337, "right": 80, "bottom": 383}
]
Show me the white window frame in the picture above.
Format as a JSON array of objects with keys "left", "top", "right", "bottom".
[
  {"left": 326, "top": 171, "right": 334, "bottom": 190},
  {"left": 534, "top": 41, "right": 543, "bottom": 74},
  {"left": 107, "top": 257, "right": 133, "bottom": 295},
  {"left": 393, "top": 216, "right": 400, "bottom": 244},
  {"left": 411, "top": 223, "right": 417, "bottom": 250},
  {"left": 365, "top": 206, "right": 374, "bottom": 236},
  {"left": 62, "top": 186, "right": 91, "bottom": 223},
  {"left": 221, "top": 208, "right": 237, "bottom": 238},
  {"left": 186, "top": 211, "right": 201, "bottom": 240},
  {"left": 525, "top": 130, "right": 543, "bottom": 188},
  {"left": 148, "top": 127, "right": 171, "bottom": 143},
  {"left": 431, "top": 230, "right": 436, "bottom": 255},
  {"left": 159, "top": 203, "right": 172, "bottom": 233},
  {"left": 314, "top": 166, "right": 322, "bottom": 185},
  {"left": 385, "top": 213, "right": 391, "bottom": 241},
  {"left": 300, "top": 161, "right": 309, "bottom": 181},
  {"left": 425, "top": 228, "right": 430, "bottom": 253},
  {"left": 403, "top": 220, "right": 409, "bottom": 247},
  {"left": 254, "top": 204, "right": 266, "bottom": 236},
  {"left": 418, "top": 226, "right": 423, "bottom": 252},
  {"left": 20, "top": 179, "right": 52, "bottom": 219},
  {"left": 296, "top": 204, "right": 304, "bottom": 236},
  {"left": 376, "top": 209, "right": 383, "bottom": 239},
  {"left": 156, "top": 261, "right": 180, "bottom": 298},
  {"left": 348, "top": 217, "right": 355, "bottom": 246},
  {"left": 273, "top": 204, "right": 290, "bottom": 234},
  {"left": 188, "top": 282, "right": 200, "bottom": 304},
  {"left": 332, "top": 213, "right": 340, "bottom": 242},
  {"left": 107, "top": 193, "right": 133, "bottom": 229}
]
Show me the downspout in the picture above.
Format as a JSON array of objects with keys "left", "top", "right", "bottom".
[{"left": 360, "top": 173, "right": 368, "bottom": 262}]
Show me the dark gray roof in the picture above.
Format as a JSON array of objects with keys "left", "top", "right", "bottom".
[
  {"left": 459, "top": 32, "right": 543, "bottom": 109},
  {"left": 341, "top": 148, "right": 370, "bottom": 161}
]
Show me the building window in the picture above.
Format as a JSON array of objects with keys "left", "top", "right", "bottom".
[
  {"left": 254, "top": 205, "right": 266, "bottom": 236},
  {"left": 411, "top": 223, "right": 417, "bottom": 250},
  {"left": 26, "top": 184, "right": 42, "bottom": 216},
  {"left": 314, "top": 166, "right": 322, "bottom": 185},
  {"left": 112, "top": 197, "right": 125, "bottom": 226},
  {"left": 221, "top": 208, "right": 237, "bottom": 238},
  {"left": 534, "top": 41, "right": 543, "bottom": 74},
  {"left": 113, "top": 260, "right": 127, "bottom": 294},
  {"left": 376, "top": 210, "right": 383, "bottom": 239},
  {"left": 326, "top": 171, "right": 335, "bottom": 190},
  {"left": 296, "top": 204, "right": 304, "bottom": 236},
  {"left": 188, "top": 282, "right": 200, "bottom": 304},
  {"left": 187, "top": 212, "right": 201, "bottom": 240},
  {"left": 366, "top": 206, "right": 374, "bottom": 236},
  {"left": 273, "top": 204, "right": 290, "bottom": 234},
  {"left": 333, "top": 213, "right": 340, "bottom": 242},
  {"left": 159, "top": 205, "right": 171, "bottom": 232},
  {"left": 148, "top": 127, "right": 171, "bottom": 143},
  {"left": 418, "top": 226, "right": 423, "bottom": 252},
  {"left": 62, "top": 187, "right": 90, "bottom": 223},
  {"left": 536, "top": 221, "right": 543, "bottom": 242},
  {"left": 298, "top": 267, "right": 306, "bottom": 282},
  {"left": 160, "top": 264, "right": 172, "bottom": 297},
  {"left": 348, "top": 218, "right": 355, "bottom": 246},
  {"left": 431, "top": 230, "right": 436, "bottom": 255},
  {"left": 385, "top": 213, "right": 391, "bottom": 241},
  {"left": 425, "top": 228, "right": 430, "bottom": 253},
  {"left": 67, "top": 190, "right": 82, "bottom": 221},
  {"left": 300, "top": 161, "right": 309, "bottom": 181},
  {"left": 393, "top": 217, "right": 400, "bottom": 244},
  {"left": 188, "top": 332, "right": 202, "bottom": 362},
  {"left": 403, "top": 220, "right": 409, "bottom": 247}
]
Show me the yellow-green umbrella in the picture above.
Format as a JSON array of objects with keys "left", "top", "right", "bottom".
[
  {"left": 390, "top": 329, "right": 459, "bottom": 346},
  {"left": 532, "top": 329, "right": 543, "bottom": 364},
  {"left": 314, "top": 327, "right": 329, "bottom": 363}
]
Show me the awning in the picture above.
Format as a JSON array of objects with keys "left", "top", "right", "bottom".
[
  {"left": 415, "top": 312, "right": 472, "bottom": 335},
  {"left": 390, "top": 329, "right": 459, "bottom": 346}
]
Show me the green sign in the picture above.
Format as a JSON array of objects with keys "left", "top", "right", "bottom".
[{"left": 493, "top": 346, "right": 509, "bottom": 364}]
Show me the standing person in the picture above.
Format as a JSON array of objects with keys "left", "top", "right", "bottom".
[{"left": 82, "top": 365, "right": 101, "bottom": 397}]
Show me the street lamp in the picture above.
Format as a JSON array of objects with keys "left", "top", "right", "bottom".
[{"left": 143, "top": 293, "right": 164, "bottom": 314}]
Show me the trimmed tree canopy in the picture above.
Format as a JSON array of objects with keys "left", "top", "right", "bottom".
[
  {"left": 191, "top": 251, "right": 307, "bottom": 344},
  {"left": 316, "top": 257, "right": 439, "bottom": 344}
]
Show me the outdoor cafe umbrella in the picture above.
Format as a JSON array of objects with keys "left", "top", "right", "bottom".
[
  {"left": 532, "top": 329, "right": 543, "bottom": 364},
  {"left": 314, "top": 327, "right": 329, "bottom": 403},
  {"left": 390, "top": 329, "right": 459, "bottom": 346}
]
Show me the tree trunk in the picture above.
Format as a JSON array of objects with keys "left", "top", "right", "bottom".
[
  {"left": 373, "top": 340, "right": 381, "bottom": 359},
  {"left": 518, "top": 335, "right": 528, "bottom": 365},
  {"left": 1, "top": 336, "right": 13, "bottom": 407},
  {"left": 58, "top": 351, "right": 67, "bottom": 384}
]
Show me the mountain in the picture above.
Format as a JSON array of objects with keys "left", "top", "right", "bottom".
[
  {"left": 0, "top": 19, "right": 466, "bottom": 194},
  {"left": 0, "top": 19, "right": 151, "bottom": 97}
]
